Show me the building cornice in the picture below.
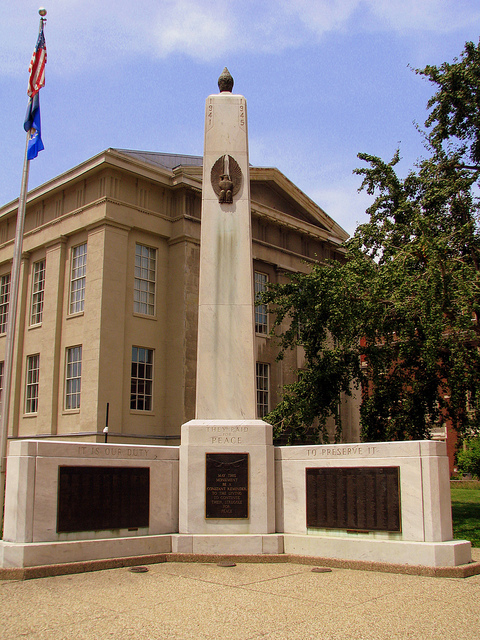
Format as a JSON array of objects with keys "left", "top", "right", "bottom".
[
  {"left": 0, "top": 151, "right": 348, "bottom": 248},
  {"left": 250, "top": 166, "right": 348, "bottom": 241},
  {"left": 0, "top": 149, "right": 177, "bottom": 219},
  {"left": 251, "top": 202, "right": 345, "bottom": 250},
  {"left": 253, "top": 238, "right": 324, "bottom": 265}
]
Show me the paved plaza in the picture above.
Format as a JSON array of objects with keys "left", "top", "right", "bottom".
[{"left": 2, "top": 552, "right": 480, "bottom": 640}]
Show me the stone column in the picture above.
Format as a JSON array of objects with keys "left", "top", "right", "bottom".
[
  {"left": 178, "top": 71, "right": 277, "bottom": 542},
  {"left": 195, "top": 70, "right": 256, "bottom": 420}
]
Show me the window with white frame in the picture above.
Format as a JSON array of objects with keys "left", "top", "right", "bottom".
[
  {"left": 256, "top": 362, "right": 270, "bottom": 418},
  {"left": 30, "top": 259, "right": 46, "bottom": 325},
  {"left": 25, "top": 354, "right": 40, "bottom": 414},
  {"left": 254, "top": 271, "right": 268, "bottom": 334},
  {"left": 0, "top": 274, "right": 10, "bottom": 334},
  {"left": 65, "top": 346, "right": 82, "bottom": 410},
  {"left": 134, "top": 243, "right": 156, "bottom": 316},
  {"left": 131, "top": 347, "right": 153, "bottom": 411},
  {"left": 69, "top": 243, "right": 87, "bottom": 314}
]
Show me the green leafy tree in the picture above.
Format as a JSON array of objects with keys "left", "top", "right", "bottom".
[
  {"left": 457, "top": 437, "right": 480, "bottom": 479},
  {"left": 263, "top": 41, "right": 480, "bottom": 445},
  {"left": 418, "top": 40, "right": 480, "bottom": 167}
]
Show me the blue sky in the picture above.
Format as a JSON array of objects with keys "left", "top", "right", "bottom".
[{"left": 1, "top": 1, "right": 480, "bottom": 235}]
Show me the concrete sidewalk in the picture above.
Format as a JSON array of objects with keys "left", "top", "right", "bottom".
[{"left": 2, "top": 553, "right": 480, "bottom": 639}]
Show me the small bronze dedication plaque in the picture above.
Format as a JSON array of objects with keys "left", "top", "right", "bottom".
[
  {"left": 306, "top": 467, "right": 401, "bottom": 532},
  {"left": 205, "top": 453, "right": 249, "bottom": 519}
]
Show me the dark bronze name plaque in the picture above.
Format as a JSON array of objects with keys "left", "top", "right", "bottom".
[
  {"left": 57, "top": 466, "right": 150, "bottom": 533},
  {"left": 205, "top": 453, "right": 249, "bottom": 519},
  {"left": 306, "top": 467, "right": 401, "bottom": 532}
]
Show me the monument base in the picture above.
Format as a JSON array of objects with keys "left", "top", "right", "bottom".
[
  {"left": 0, "top": 439, "right": 473, "bottom": 573},
  {"left": 179, "top": 420, "right": 276, "bottom": 534},
  {"left": 0, "top": 533, "right": 471, "bottom": 570},
  {"left": 0, "top": 535, "right": 172, "bottom": 569},
  {"left": 171, "top": 533, "right": 284, "bottom": 555},
  {"left": 283, "top": 534, "right": 471, "bottom": 568}
]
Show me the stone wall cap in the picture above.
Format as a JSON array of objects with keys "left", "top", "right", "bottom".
[
  {"left": 6, "top": 440, "right": 179, "bottom": 460},
  {"left": 275, "top": 440, "right": 447, "bottom": 460}
]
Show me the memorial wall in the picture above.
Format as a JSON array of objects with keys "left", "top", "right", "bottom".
[{"left": 0, "top": 437, "right": 472, "bottom": 570}]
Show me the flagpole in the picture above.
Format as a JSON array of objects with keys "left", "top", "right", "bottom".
[{"left": 0, "top": 8, "right": 46, "bottom": 536}]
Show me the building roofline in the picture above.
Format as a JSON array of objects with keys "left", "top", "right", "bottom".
[
  {"left": 0, "top": 149, "right": 179, "bottom": 218},
  {"left": 0, "top": 149, "right": 349, "bottom": 242}
]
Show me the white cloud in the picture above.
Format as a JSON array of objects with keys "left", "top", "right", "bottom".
[
  {"left": 279, "top": 0, "right": 360, "bottom": 35},
  {"left": 147, "top": 1, "right": 232, "bottom": 59},
  {"left": 282, "top": 0, "right": 480, "bottom": 36},
  {"left": 366, "top": 0, "right": 480, "bottom": 33},
  {"left": 1, "top": 0, "right": 479, "bottom": 76}
]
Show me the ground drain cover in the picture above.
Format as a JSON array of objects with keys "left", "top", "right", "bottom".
[
  {"left": 129, "top": 566, "right": 149, "bottom": 573},
  {"left": 217, "top": 561, "right": 237, "bottom": 567},
  {"left": 311, "top": 567, "right": 332, "bottom": 573}
]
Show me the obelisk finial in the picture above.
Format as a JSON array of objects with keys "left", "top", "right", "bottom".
[{"left": 218, "top": 67, "right": 234, "bottom": 93}]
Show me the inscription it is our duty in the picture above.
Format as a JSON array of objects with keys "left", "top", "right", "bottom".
[{"left": 77, "top": 446, "right": 150, "bottom": 458}]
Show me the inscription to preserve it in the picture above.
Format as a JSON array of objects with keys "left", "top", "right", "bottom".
[
  {"left": 57, "top": 466, "right": 150, "bottom": 533},
  {"left": 306, "top": 467, "right": 401, "bottom": 532},
  {"left": 307, "top": 445, "right": 378, "bottom": 457},
  {"left": 205, "top": 453, "right": 249, "bottom": 519}
]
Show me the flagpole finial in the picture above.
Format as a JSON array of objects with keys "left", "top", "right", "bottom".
[{"left": 39, "top": 8, "right": 47, "bottom": 16}]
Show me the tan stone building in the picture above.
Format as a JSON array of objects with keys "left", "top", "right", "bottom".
[{"left": 0, "top": 148, "right": 359, "bottom": 446}]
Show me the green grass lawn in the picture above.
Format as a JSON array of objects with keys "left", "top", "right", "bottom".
[{"left": 451, "top": 482, "right": 480, "bottom": 547}]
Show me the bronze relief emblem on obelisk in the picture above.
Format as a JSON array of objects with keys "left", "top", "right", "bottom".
[{"left": 211, "top": 154, "right": 242, "bottom": 203}]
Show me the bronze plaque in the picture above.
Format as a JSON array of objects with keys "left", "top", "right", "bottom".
[
  {"left": 306, "top": 467, "right": 401, "bottom": 532},
  {"left": 205, "top": 453, "right": 249, "bottom": 519},
  {"left": 57, "top": 466, "right": 150, "bottom": 533}
]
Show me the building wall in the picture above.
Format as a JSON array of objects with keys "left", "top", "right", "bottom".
[{"left": 0, "top": 151, "right": 360, "bottom": 446}]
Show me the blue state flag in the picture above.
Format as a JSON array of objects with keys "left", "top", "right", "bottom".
[{"left": 24, "top": 93, "right": 44, "bottom": 160}]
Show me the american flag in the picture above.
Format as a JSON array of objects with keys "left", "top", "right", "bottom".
[{"left": 27, "top": 22, "right": 47, "bottom": 98}]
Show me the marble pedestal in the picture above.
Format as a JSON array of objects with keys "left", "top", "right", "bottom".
[{"left": 178, "top": 420, "right": 275, "bottom": 536}]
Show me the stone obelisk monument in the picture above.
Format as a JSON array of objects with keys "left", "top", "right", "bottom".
[
  {"left": 177, "top": 70, "right": 278, "bottom": 549},
  {"left": 195, "top": 68, "right": 256, "bottom": 419}
]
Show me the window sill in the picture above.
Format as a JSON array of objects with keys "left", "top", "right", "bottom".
[
  {"left": 28, "top": 323, "right": 42, "bottom": 330},
  {"left": 23, "top": 412, "right": 38, "bottom": 418},
  {"left": 130, "top": 409, "right": 155, "bottom": 415},
  {"left": 132, "top": 312, "right": 157, "bottom": 321},
  {"left": 67, "top": 311, "right": 84, "bottom": 320},
  {"left": 62, "top": 409, "right": 80, "bottom": 415}
]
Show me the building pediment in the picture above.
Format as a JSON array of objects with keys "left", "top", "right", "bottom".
[{"left": 249, "top": 167, "right": 347, "bottom": 242}]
